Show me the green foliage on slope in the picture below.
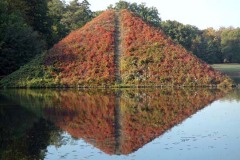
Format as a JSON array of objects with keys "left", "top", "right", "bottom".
[{"left": 0, "top": 53, "right": 58, "bottom": 88}]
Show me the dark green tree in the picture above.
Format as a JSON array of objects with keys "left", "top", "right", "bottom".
[
  {"left": 190, "top": 28, "right": 223, "bottom": 63},
  {"left": 202, "top": 28, "right": 222, "bottom": 63},
  {"left": 162, "top": 21, "right": 224, "bottom": 64},
  {"left": 3, "top": 0, "right": 53, "bottom": 48},
  {"left": 162, "top": 20, "right": 200, "bottom": 50},
  {"left": 0, "top": 0, "right": 44, "bottom": 76},
  {"left": 130, "top": 3, "right": 161, "bottom": 26},
  {"left": 221, "top": 28, "right": 240, "bottom": 63},
  {"left": 109, "top": 1, "right": 161, "bottom": 26},
  {"left": 4, "top": 0, "right": 29, "bottom": 16},
  {"left": 47, "top": 0, "right": 68, "bottom": 45},
  {"left": 113, "top": 0, "right": 130, "bottom": 10},
  {"left": 25, "top": 0, "right": 50, "bottom": 35},
  {"left": 61, "top": 0, "right": 93, "bottom": 31}
]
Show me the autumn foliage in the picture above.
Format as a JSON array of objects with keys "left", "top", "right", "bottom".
[
  {"left": 119, "top": 10, "right": 232, "bottom": 87},
  {"left": 0, "top": 10, "right": 233, "bottom": 88},
  {"left": 45, "top": 10, "right": 116, "bottom": 86}
]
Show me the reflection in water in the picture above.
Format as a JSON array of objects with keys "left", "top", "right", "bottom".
[
  {"left": 118, "top": 89, "right": 227, "bottom": 154},
  {"left": 0, "top": 95, "right": 60, "bottom": 160},
  {"left": 221, "top": 89, "right": 240, "bottom": 102},
  {"left": 0, "top": 88, "right": 230, "bottom": 159}
]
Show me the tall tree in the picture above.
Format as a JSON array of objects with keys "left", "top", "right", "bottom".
[
  {"left": 221, "top": 28, "right": 240, "bottom": 63},
  {"left": 0, "top": 0, "right": 44, "bottom": 76},
  {"left": 25, "top": 0, "right": 50, "bottom": 35},
  {"left": 130, "top": 3, "right": 161, "bottom": 26},
  {"left": 113, "top": 0, "right": 130, "bottom": 10},
  {"left": 61, "top": 0, "right": 93, "bottom": 31},
  {"left": 47, "top": 0, "right": 68, "bottom": 45},
  {"left": 3, "top": 0, "right": 53, "bottom": 48},
  {"left": 5, "top": 0, "right": 29, "bottom": 15},
  {"left": 162, "top": 21, "right": 224, "bottom": 64},
  {"left": 109, "top": 1, "right": 161, "bottom": 26},
  {"left": 162, "top": 20, "right": 200, "bottom": 50},
  {"left": 190, "top": 28, "right": 222, "bottom": 63},
  {"left": 202, "top": 28, "right": 222, "bottom": 63}
]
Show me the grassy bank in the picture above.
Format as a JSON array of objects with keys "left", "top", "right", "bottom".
[{"left": 212, "top": 64, "right": 240, "bottom": 84}]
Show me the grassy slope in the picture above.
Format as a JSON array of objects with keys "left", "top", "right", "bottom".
[
  {"left": 0, "top": 53, "right": 57, "bottom": 88},
  {"left": 119, "top": 10, "right": 232, "bottom": 87},
  {"left": 0, "top": 10, "right": 116, "bottom": 88}
]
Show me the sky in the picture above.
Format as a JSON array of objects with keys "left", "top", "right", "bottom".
[{"left": 67, "top": 0, "right": 240, "bottom": 30}]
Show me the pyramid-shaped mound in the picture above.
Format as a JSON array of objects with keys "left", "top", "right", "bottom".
[{"left": 0, "top": 10, "right": 233, "bottom": 88}]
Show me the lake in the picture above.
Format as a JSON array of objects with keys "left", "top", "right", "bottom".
[{"left": 0, "top": 88, "right": 240, "bottom": 160}]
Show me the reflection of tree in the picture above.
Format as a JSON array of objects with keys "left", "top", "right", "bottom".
[
  {"left": 0, "top": 95, "right": 59, "bottom": 160},
  {"left": 0, "top": 89, "right": 118, "bottom": 155},
  {"left": 220, "top": 89, "right": 240, "bottom": 102},
  {"left": 0, "top": 88, "right": 228, "bottom": 156}
]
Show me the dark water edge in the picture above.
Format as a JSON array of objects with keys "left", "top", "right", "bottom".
[{"left": 0, "top": 88, "right": 240, "bottom": 160}]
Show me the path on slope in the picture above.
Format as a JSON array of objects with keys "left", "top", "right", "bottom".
[
  {"left": 114, "top": 12, "right": 122, "bottom": 84},
  {"left": 114, "top": 12, "right": 123, "bottom": 154}
]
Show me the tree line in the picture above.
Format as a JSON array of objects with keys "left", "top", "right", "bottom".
[
  {"left": 162, "top": 22, "right": 240, "bottom": 64},
  {"left": 0, "top": 0, "right": 240, "bottom": 76}
]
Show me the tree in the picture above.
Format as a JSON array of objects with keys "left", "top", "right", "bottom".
[
  {"left": 3, "top": 0, "right": 52, "bottom": 48},
  {"left": 221, "top": 28, "right": 240, "bottom": 63},
  {"left": 25, "top": 0, "right": 50, "bottom": 32},
  {"left": 25, "top": 0, "right": 51, "bottom": 41},
  {"left": 114, "top": 0, "right": 130, "bottom": 10},
  {"left": 48, "top": 0, "right": 66, "bottom": 19},
  {"left": 4, "top": 0, "right": 29, "bottom": 16},
  {"left": 130, "top": 3, "right": 161, "bottom": 26},
  {"left": 202, "top": 28, "right": 222, "bottom": 63},
  {"left": 61, "top": 0, "right": 93, "bottom": 31},
  {"left": 47, "top": 0, "right": 68, "bottom": 45},
  {"left": 162, "top": 21, "right": 224, "bottom": 64},
  {"left": 109, "top": 1, "right": 161, "bottom": 26},
  {"left": 190, "top": 28, "right": 223, "bottom": 64},
  {"left": 0, "top": 0, "right": 44, "bottom": 76},
  {"left": 162, "top": 20, "right": 199, "bottom": 50}
]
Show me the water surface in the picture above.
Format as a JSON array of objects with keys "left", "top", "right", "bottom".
[{"left": 0, "top": 88, "right": 240, "bottom": 160}]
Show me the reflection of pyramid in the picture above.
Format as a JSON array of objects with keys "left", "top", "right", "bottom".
[
  {"left": 44, "top": 91, "right": 117, "bottom": 154},
  {"left": 1, "top": 10, "right": 232, "bottom": 87},
  {"left": 119, "top": 89, "right": 224, "bottom": 154},
  {"left": 1, "top": 89, "right": 228, "bottom": 155}
]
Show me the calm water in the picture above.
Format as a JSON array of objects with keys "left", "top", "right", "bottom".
[{"left": 0, "top": 88, "right": 240, "bottom": 160}]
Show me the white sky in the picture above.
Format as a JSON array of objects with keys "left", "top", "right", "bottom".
[{"left": 67, "top": 0, "right": 240, "bottom": 29}]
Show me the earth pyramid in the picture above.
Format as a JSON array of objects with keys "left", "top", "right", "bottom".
[{"left": 0, "top": 10, "right": 232, "bottom": 87}]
